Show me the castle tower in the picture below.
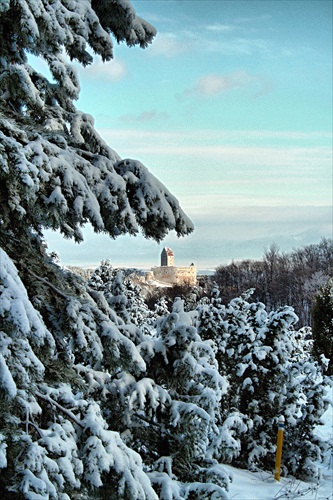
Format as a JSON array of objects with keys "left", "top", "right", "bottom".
[{"left": 161, "top": 247, "right": 174, "bottom": 267}]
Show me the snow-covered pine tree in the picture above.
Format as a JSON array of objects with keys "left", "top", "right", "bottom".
[
  {"left": 153, "top": 296, "right": 170, "bottom": 318},
  {"left": 137, "top": 298, "right": 231, "bottom": 498},
  {"left": 88, "top": 259, "right": 116, "bottom": 293},
  {"left": 197, "top": 289, "right": 330, "bottom": 478},
  {"left": 124, "top": 279, "right": 156, "bottom": 330},
  {"left": 282, "top": 343, "right": 330, "bottom": 479},
  {"left": 195, "top": 288, "right": 249, "bottom": 462},
  {"left": 0, "top": 246, "right": 159, "bottom": 499},
  {"left": 88, "top": 261, "right": 154, "bottom": 342},
  {"left": 0, "top": 1, "right": 194, "bottom": 498},
  {"left": 196, "top": 285, "right": 227, "bottom": 347}
]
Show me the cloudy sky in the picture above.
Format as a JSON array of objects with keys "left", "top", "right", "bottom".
[{"left": 45, "top": 0, "right": 332, "bottom": 270}]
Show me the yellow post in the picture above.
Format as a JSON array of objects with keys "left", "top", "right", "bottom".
[{"left": 274, "top": 415, "right": 285, "bottom": 481}]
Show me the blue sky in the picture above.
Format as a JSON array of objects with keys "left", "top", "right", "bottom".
[{"left": 45, "top": 0, "right": 332, "bottom": 270}]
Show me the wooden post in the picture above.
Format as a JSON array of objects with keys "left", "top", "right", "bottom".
[{"left": 274, "top": 415, "right": 285, "bottom": 481}]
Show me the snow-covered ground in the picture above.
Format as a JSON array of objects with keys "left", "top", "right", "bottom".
[
  {"left": 226, "top": 463, "right": 332, "bottom": 499},
  {"left": 226, "top": 399, "right": 333, "bottom": 499}
]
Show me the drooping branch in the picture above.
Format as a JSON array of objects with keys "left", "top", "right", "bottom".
[
  {"left": 26, "top": 269, "right": 69, "bottom": 300},
  {"left": 36, "top": 391, "right": 83, "bottom": 428},
  {"left": 133, "top": 412, "right": 161, "bottom": 430}
]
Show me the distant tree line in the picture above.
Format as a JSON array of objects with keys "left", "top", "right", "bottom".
[{"left": 213, "top": 238, "right": 333, "bottom": 328}]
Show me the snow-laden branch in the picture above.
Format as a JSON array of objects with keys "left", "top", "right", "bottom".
[
  {"left": 26, "top": 269, "right": 69, "bottom": 300},
  {"left": 35, "top": 391, "right": 83, "bottom": 428}
]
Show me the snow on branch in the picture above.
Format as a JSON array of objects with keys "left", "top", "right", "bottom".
[
  {"left": 35, "top": 391, "right": 83, "bottom": 428},
  {"left": 115, "top": 159, "right": 194, "bottom": 240},
  {"left": 0, "top": 116, "right": 193, "bottom": 242}
]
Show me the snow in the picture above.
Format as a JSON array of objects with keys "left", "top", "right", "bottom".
[
  {"left": 0, "top": 248, "right": 54, "bottom": 346},
  {"left": 225, "top": 464, "right": 333, "bottom": 499},
  {"left": 225, "top": 401, "right": 333, "bottom": 499},
  {"left": 316, "top": 397, "right": 333, "bottom": 441},
  {"left": 128, "top": 377, "right": 170, "bottom": 412},
  {"left": 0, "top": 353, "right": 17, "bottom": 397},
  {"left": 0, "top": 433, "right": 7, "bottom": 468},
  {"left": 82, "top": 418, "right": 158, "bottom": 497},
  {"left": 0, "top": 1, "right": 9, "bottom": 13}
]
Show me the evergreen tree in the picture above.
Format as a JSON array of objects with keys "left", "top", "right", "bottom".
[
  {"left": 196, "top": 285, "right": 227, "bottom": 347},
  {"left": 138, "top": 298, "right": 231, "bottom": 498},
  {"left": 0, "top": 247, "right": 157, "bottom": 499},
  {"left": 283, "top": 347, "right": 330, "bottom": 479},
  {"left": 153, "top": 296, "right": 170, "bottom": 318},
  {"left": 89, "top": 261, "right": 154, "bottom": 340},
  {"left": 88, "top": 260, "right": 115, "bottom": 293},
  {"left": 124, "top": 278, "right": 156, "bottom": 331},
  {"left": 196, "top": 289, "right": 330, "bottom": 478},
  {"left": 312, "top": 278, "right": 333, "bottom": 375},
  {"left": 0, "top": 1, "right": 194, "bottom": 498}
]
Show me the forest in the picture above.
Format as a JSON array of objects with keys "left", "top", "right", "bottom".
[
  {"left": 213, "top": 239, "right": 333, "bottom": 328},
  {"left": 0, "top": 1, "right": 332, "bottom": 498}
]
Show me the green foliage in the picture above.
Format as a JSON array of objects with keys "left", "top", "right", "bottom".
[
  {"left": 312, "top": 278, "right": 333, "bottom": 374},
  {"left": 196, "top": 287, "right": 330, "bottom": 479},
  {"left": 214, "top": 239, "right": 333, "bottom": 327}
]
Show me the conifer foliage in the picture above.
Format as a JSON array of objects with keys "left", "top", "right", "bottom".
[
  {"left": 0, "top": 1, "right": 197, "bottom": 498},
  {"left": 312, "top": 278, "right": 333, "bottom": 375},
  {"left": 196, "top": 288, "right": 330, "bottom": 479},
  {"left": 0, "top": 0, "right": 193, "bottom": 244}
]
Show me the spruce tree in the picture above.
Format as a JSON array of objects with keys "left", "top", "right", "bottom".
[
  {"left": 138, "top": 298, "right": 231, "bottom": 498},
  {"left": 0, "top": 1, "right": 194, "bottom": 498},
  {"left": 312, "top": 278, "right": 333, "bottom": 375},
  {"left": 197, "top": 289, "right": 330, "bottom": 478}
]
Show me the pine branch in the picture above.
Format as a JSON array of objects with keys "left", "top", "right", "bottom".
[
  {"left": 26, "top": 269, "right": 69, "bottom": 299},
  {"left": 133, "top": 412, "right": 161, "bottom": 429},
  {"left": 36, "top": 391, "right": 83, "bottom": 428},
  {"left": 27, "top": 420, "right": 44, "bottom": 439},
  {"left": 25, "top": 409, "right": 44, "bottom": 438}
]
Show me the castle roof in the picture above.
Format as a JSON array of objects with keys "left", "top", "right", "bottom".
[{"left": 163, "top": 247, "right": 174, "bottom": 256}]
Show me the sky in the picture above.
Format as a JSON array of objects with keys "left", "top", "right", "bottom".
[{"left": 44, "top": 0, "right": 332, "bottom": 270}]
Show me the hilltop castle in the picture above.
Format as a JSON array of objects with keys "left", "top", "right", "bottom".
[{"left": 147, "top": 247, "right": 196, "bottom": 286}]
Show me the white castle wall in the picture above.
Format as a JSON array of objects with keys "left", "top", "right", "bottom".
[{"left": 151, "top": 265, "right": 196, "bottom": 286}]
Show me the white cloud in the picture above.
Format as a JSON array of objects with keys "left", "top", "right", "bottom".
[
  {"left": 147, "top": 32, "right": 191, "bottom": 57},
  {"left": 205, "top": 23, "right": 236, "bottom": 32},
  {"left": 98, "top": 127, "right": 332, "bottom": 150},
  {"left": 98, "top": 128, "right": 332, "bottom": 167},
  {"left": 77, "top": 57, "right": 127, "bottom": 82},
  {"left": 190, "top": 204, "right": 332, "bottom": 230},
  {"left": 177, "top": 71, "right": 271, "bottom": 99},
  {"left": 143, "top": 23, "right": 280, "bottom": 61},
  {"left": 119, "top": 110, "right": 169, "bottom": 123},
  {"left": 97, "top": 127, "right": 331, "bottom": 211}
]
